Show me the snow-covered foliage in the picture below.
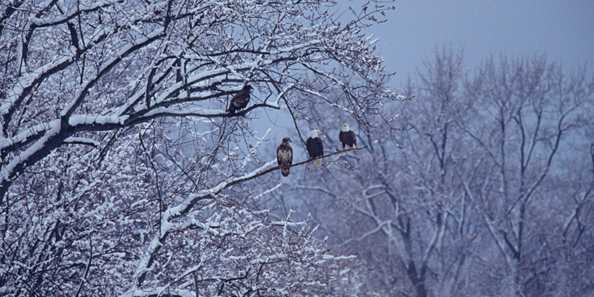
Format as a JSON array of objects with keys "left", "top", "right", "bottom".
[
  {"left": 0, "top": 0, "right": 394, "bottom": 295},
  {"left": 271, "top": 49, "right": 594, "bottom": 297}
]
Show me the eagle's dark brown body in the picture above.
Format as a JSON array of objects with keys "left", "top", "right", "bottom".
[
  {"left": 228, "top": 85, "right": 252, "bottom": 114},
  {"left": 306, "top": 131, "right": 324, "bottom": 166},
  {"left": 339, "top": 130, "right": 357, "bottom": 149}
]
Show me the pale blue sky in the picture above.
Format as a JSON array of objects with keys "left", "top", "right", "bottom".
[
  {"left": 258, "top": 1, "right": 594, "bottom": 145},
  {"left": 348, "top": 0, "right": 594, "bottom": 86}
]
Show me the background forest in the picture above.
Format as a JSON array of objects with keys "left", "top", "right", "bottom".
[{"left": 1, "top": 1, "right": 593, "bottom": 297}]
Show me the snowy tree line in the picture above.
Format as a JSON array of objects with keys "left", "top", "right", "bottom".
[
  {"left": 0, "top": 0, "right": 393, "bottom": 296},
  {"left": 276, "top": 48, "right": 594, "bottom": 297},
  {"left": 1, "top": 0, "right": 593, "bottom": 296}
]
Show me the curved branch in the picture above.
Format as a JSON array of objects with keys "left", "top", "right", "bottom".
[
  {"left": 127, "top": 146, "right": 365, "bottom": 291},
  {"left": 227, "top": 146, "right": 367, "bottom": 189}
]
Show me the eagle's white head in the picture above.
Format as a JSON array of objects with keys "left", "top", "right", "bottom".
[
  {"left": 341, "top": 123, "right": 350, "bottom": 132},
  {"left": 310, "top": 129, "right": 321, "bottom": 138}
]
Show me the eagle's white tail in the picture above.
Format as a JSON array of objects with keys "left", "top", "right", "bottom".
[{"left": 314, "top": 158, "right": 322, "bottom": 167}]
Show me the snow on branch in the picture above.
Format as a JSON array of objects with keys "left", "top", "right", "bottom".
[
  {"left": 63, "top": 137, "right": 100, "bottom": 147},
  {"left": 135, "top": 103, "right": 280, "bottom": 121},
  {"left": 0, "top": 1, "right": 393, "bottom": 294},
  {"left": 126, "top": 146, "right": 365, "bottom": 293}
]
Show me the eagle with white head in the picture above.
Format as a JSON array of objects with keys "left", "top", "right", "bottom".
[{"left": 339, "top": 123, "right": 357, "bottom": 149}]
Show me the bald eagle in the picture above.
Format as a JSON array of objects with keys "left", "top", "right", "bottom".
[
  {"left": 277, "top": 137, "right": 293, "bottom": 176},
  {"left": 228, "top": 84, "right": 252, "bottom": 114},
  {"left": 306, "top": 129, "right": 324, "bottom": 166},
  {"left": 339, "top": 123, "right": 357, "bottom": 149}
]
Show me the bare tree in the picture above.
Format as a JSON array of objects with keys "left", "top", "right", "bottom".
[
  {"left": 0, "top": 0, "right": 394, "bottom": 296},
  {"left": 460, "top": 56, "right": 594, "bottom": 297},
  {"left": 279, "top": 49, "right": 594, "bottom": 297}
]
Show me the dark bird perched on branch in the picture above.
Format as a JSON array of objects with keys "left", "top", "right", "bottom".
[
  {"left": 228, "top": 84, "right": 253, "bottom": 114},
  {"left": 339, "top": 123, "right": 357, "bottom": 149},
  {"left": 306, "top": 129, "right": 324, "bottom": 166},
  {"left": 277, "top": 137, "right": 293, "bottom": 176}
]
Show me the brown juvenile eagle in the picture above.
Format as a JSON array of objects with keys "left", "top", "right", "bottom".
[
  {"left": 339, "top": 123, "right": 357, "bottom": 149},
  {"left": 228, "top": 84, "right": 253, "bottom": 114},
  {"left": 277, "top": 137, "right": 293, "bottom": 176}
]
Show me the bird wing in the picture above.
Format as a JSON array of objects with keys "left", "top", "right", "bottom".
[
  {"left": 348, "top": 131, "right": 357, "bottom": 145},
  {"left": 306, "top": 138, "right": 322, "bottom": 156},
  {"left": 313, "top": 138, "right": 323, "bottom": 156},
  {"left": 232, "top": 89, "right": 250, "bottom": 105},
  {"left": 339, "top": 131, "right": 347, "bottom": 144},
  {"left": 277, "top": 145, "right": 284, "bottom": 165},
  {"left": 277, "top": 145, "right": 293, "bottom": 165},
  {"left": 306, "top": 138, "right": 314, "bottom": 156},
  {"left": 287, "top": 145, "right": 293, "bottom": 163}
]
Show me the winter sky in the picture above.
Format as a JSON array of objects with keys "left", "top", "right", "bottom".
[
  {"left": 351, "top": 0, "right": 594, "bottom": 86},
  {"left": 259, "top": 0, "right": 594, "bottom": 141}
]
